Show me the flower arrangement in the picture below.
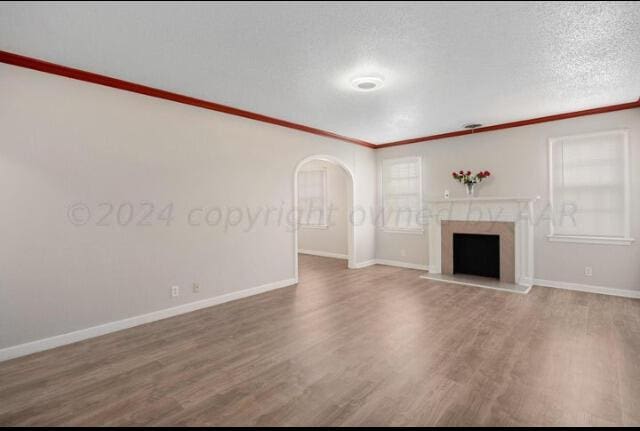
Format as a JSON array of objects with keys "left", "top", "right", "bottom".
[{"left": 451, "top": 170, "right": 491, "bottom": 195}]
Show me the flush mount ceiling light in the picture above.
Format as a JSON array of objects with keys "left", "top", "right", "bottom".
[{"left": 351, "top": 76, "right": 384, "bottom": 92}]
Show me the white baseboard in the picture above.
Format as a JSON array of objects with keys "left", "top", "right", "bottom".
[
  {"left": 298, "top": 249, "right": 348, "bottom": 260},
  {"left": 534, "top": 278, "right": 640, "bottom": 299},
  {"left": 0, "top": 277, "right": 297, "bottom": 363},
  {"left": 427, "top": 265, "right": 439, "bottom": 273},
  {"left": 374, "top": 259, "right": 429, "bottom": 271},
  {"left": 519, "top": 277, "right": 534, "bottom": 287},
  {"left": 350, "top": 259, "right": 376, "bottom": 269}
]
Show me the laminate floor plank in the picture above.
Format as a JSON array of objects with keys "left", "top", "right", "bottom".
[{"left": 0, "top": 255, "right": 638, "bottom": 426}]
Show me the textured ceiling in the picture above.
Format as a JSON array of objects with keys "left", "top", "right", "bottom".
[{"left": 1, "top": 1, "right": 639, "bottom": 144}]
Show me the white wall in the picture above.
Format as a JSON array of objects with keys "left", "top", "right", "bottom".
[
  {"left": 376, "top": 109, "right": 640, "bottom": 293},
  {"left": 1, "top": 60, "right": 637, "bottom": 357},
  {"left": 0, "top": 63, "right": 377, "bottom": 352},
  {"left": 297, "top": 160, "right": 349, "bottom": 257}
]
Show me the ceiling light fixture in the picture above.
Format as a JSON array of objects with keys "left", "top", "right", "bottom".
[{"left": 351, "top": 76, "right": 384, "bottom": 92}]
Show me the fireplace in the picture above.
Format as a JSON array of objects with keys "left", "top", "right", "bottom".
[
  {"left": 422, "top": 197, "right": 536, "bottom": 292},
  {"left": 453, "top": 233, "right": 500, "bottom": 279}
]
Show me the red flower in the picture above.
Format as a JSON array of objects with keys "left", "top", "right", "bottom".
[
  {"left": 485, "top": 171, "right": 491, "bottom": 176},
  {"left": 466, "top": 171, "right": 471, "bottom": 176},
  {"left": 459, "top": 170, "right": 464, "bottom": 174}
]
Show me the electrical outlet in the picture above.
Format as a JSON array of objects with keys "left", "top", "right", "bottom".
[
  {"left": 584, "top": 266, "right": 593, "bottom": 277},
  {"left": 192, "top": 282, "right": 200, "bottom": 293},
  {"left": 171, "top": 285, "right": 180, "bottom": 297},
  {"left": 444, "top": 189, "right": 450, "bottom": 199}
]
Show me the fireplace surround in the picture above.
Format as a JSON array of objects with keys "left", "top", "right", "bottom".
[{"left": 421, "top": 197, "right": 536, "bottom": 293}]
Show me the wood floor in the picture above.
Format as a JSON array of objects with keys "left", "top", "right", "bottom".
[{"left": 1, "top": 254, "right": 639, "bottom": 426}]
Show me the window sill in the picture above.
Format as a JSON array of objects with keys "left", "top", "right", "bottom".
[
  {"left": 381, "top": 228, "right": 425, "bottom": 235},
  {"left": 300, "top": 224, "right": 329, "bottom": 230},
  {"left": 547, "top": 235, "right": 635, "bottom": 246}
]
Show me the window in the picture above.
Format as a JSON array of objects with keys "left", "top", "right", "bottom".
[
  {"left": 381, "top": 156, "right": 423, "bottom": 232},
  {"left": 549, "top": 129, "right": 633, "bottom": 245},
  {"left": 298, "top": 168, "right": 327, "bottom": 227}
]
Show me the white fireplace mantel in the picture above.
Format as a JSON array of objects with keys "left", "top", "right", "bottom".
[{"left": 425, "top": 196, "right": 538, "bottom": 289}]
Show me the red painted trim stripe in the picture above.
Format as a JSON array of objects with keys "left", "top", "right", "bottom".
[
  {"left": 378, "top": 99, "right": 640, "bottom": 148},
  {"left": 0, "top": 50, "right": 376, "bottom": 149},
  {"left": 1, "top": 50, "right": 638, "bottom": 149}
]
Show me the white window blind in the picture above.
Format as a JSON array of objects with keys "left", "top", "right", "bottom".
[
  {"left": 298, "top": 169, "right": 327, "bottom": 227},
  {"left": 549, "top": 130, "right": 631, "bottom": 244},
  {"left": 382, "top": 156, "right": 422, "bottom": 231}
]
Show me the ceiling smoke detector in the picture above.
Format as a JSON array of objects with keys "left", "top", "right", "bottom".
[{"left": 351, "top": 76, "right": 384, "bottom": 92}]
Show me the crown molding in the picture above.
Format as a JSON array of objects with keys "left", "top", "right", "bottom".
[
  {"left": 377, "top": 98, "right": 640, "bottom": 148},
  {"left": 0, "top": 50, "right": 375, "bottom": 149},
  {"left": 1, "top": 50, "right": 638, "bottom": 150}
]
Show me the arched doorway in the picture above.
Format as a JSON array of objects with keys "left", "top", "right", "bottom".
[{"left": 293, "top": 155, "right": 355, "bottom": 281}]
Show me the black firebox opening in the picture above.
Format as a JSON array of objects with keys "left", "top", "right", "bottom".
[{"left": 453, "top": 233, "right": 500, "bottom": 279}]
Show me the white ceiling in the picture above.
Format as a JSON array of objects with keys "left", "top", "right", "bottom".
[{"left": 1, "top": 1, "right": 639, "bottom": 144}]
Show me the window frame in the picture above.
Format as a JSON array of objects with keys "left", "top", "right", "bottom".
[
  {"left": 380, "top": 156, "right": 424, "bottom": 234},
  {"left": 547, "top": 129, "right": 633, "bottom": 245},
  {"left": 297, "top": 167, "right": 328, "bottom": 229}
]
